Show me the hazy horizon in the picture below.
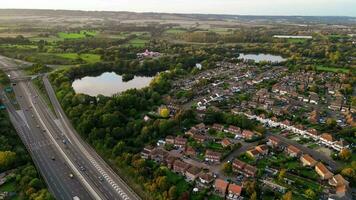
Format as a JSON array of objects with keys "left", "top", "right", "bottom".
[{"left": 1, "top": 0, "right": 356, "bottom": 17}]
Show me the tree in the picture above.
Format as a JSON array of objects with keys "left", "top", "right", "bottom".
[
  {"left": 222, "top": 162, "right": 232, "bottom": 175},
  {"left": 278, "top": 169, "right": 286, "bottom": 181},
  {"left": 0, "top": 151, "right": 16, "bottom": 170},
  {"left": 168, "top": 186, "right": 177, "bottom": 200},
  {"left": 281, "top": 191, "right": 293, "bottom": 200},
  {"left": 250, "top": 191, "right": 257, "bottom": 200},
  {"left": 339, "top": 149, "right": 351, "bottom": 161},
  {"left": 244, "top": 180, "right": 256, "bottom": 195},
  {"left": 305, "top": 189, "right": 316, "bottom": 200},
  {"left": 159, "top": 107, "right": 170, "bottom": 118}
]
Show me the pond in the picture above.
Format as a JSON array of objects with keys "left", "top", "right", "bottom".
[
  {"left": 72, "top": 72, "right": 153, "bottom": 96},
  {"left": 238, "top": 53, "right": 286, "bottom": 63}
]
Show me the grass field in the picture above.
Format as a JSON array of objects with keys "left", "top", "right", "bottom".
[
  {"left": 54, "top": 53, "right": 101, "bottom": 63},
  {"left": 126, "top": 38, "right": 149, "bottom": 47},
  {"left": 58, "top": 30, "right": 98, "bottom": 39},
  {"left": 286, "top": 38, "right": 307, "bottom": 43},
  {"left": 316, "top": 66, "right": 350, "bottom": 73}
]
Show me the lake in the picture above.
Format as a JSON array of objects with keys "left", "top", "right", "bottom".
[
  {"left": 72, "top": 72, "right": 153, "bottom": 96},
  {"left": 238, "top": 53, "right": 286, "bottom": 63}
]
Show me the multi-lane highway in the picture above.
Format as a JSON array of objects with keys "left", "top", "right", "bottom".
[{"left": 0, "top": 56, "right": 141, "bottom": 200}]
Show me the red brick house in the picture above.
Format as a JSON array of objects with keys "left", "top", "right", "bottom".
[
  {"left": 255, "top": 144, "right": 269, "bottom": 155},
  {"left": 221, "top": 138, "right": 232, "bottom": 148},
  {"left": 174, "top": 136, "right": 187, "bottom": 148},
  {"left": 212, "top": 123, "right": 224, "bottom": 131},
  {"left": 242, "top": 130, "right": 255, "bottom": 140},
  {"left": 214, "top": 179, "right": 229, "bottom": 196},
  {"left": 227, "top": 184, "right": 242, "bottom": 199},
  {"left": 173, "top": 160, "right": 190, "bottom": 174},
  {"left": 267, "top": 136, "right": 281, "bottom": 148},
  {"left": 185, "top": 146, "right": 197, "bottom": 157},
  {"left": 205, "top": 150, "right": 222, "bottom": 163},
  {"left": 286, "top": 145, "right": 301, "bottom": 157},
  {"left": 185, "top": 166, "right": 201, "bottom": 181}
]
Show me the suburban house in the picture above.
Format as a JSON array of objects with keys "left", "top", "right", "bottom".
[
  {"left": 329, "top": 174, "right": 349, "bottom": 188},
  {"left": 226, "top": 125, "right": 241, "bottom": 136},
  {"left": 315, "top": 162, "right": 333, "bottom": 180},
  {"left": 232, "top": 159, "right": 246, "bottom": 173},
  {"left": 221, "top": 138, "right": 232, "bottom": 147},
  {"left": 185, "top": 166, "right": 201, "bottom": 182},
  {"left": 320, "top": 133, "right": 333, "bottom": 145},
  {"left": 205, "top": 150, "right": 222, "bottom": 163},
  {"left": 212, "top": 123, "right": 224, "bottom": 131},
  {"left": 233, "top": 159, "right": 257, "bottom": 177},
  {"left": 214, "top": 179, "right": 229, "bottom": 196},
  {"left": 300, "top": 154, "right": 317, "bottom": 167},
  {"left": 150, "top": 148, "right": 169, "bottom": 163},
  {"left": 244, "top": 164, "right": 258, "bottom": 177},
  {"left": 246, "top": 149, "right": 261, "bottom": 159},
  {"left": 197, "top": 173, "right": 215, "bottom": 188},
  {"left": 185, "top": 146, "right": 197, "bottom": 157},
  {"left": 267, "top": 136, "right": 281, "bottom": 148},
  {"left": 165, "top": 136, "right": 175, "bottom": 144},
  {"left": 242, "top": 130, "right": 255, "bottom": 140},
  {"left": 173, "top": 160, "right": 190, "bottom": 174},
  {"left": 165, "top": 156, "right": 177, "bottom": 169},
  {"left": 255, "top": 144, "right": 269, "bottom": 155},
  {"left": 193, "top": 134, "right": 207, "bottom": 143},
  {"left": 286, "top": 145, "right": 301, "bottom": 157},
  {"left": 174, "top": 136, "right": 187, "bottom": 148},
  {"left": 141, "top": 145, "right": 154, "bottom": 159},
  {"left": 227, "top": 184, "right": 242, "bottom": 200}
]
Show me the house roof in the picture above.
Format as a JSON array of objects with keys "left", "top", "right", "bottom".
[
  {"left": 173, "top": 160, "right": 190, "bottom": 169},
  {"left": 206, "top": 150, "right": 222, "bottom": 157},
  {"left": 268, "top": 136, "right": 280, "bottom": 144},
  {"left": 242, "top": 130, "right": 255, "bottom": 137},
  {"left": 228, "top": 184, "right": 242, "bottom": 195},
  {"left": 215, "top": 179, "right": 229, "bottom": 191},
  {"left": 301, "top": 154, "right": 316, "bottom": 164},
  {"left": 199, "top": 173, "right": 214, "bottom": 182},
  {"left": 233, "top": 159, "right": 246, "bottom": 170},
  {"left": 331, "top": 174, "right": 349, "bottom": 186},
  {"left": 186, "top": 166, "right": 201, "bottom": 175},
  {"left": 247, "top": 149, "right": 260, "bottom": 157},
  {"left": 256, "top": 145, "right": 268, "bottom": 153},
  {"left": 221, "top": 138, "right": 232, "bottom": 146},
  {"left": 321, "top": 133, "right": 333, "bottom": 142},
  {"left": 315, "top": 162, "right": 331, "bottom": 175},
  {"left": 287, "top": 145, "right": 301, "bottom": 154}
]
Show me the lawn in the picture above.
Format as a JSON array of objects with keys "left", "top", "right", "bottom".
[
  {"left": 126, "top": 38, "right": 149, "bottom": 47},
  {"left": 58, "top": 30, "right": 98, "bottom": 39},
  {"left": 50, "top": 53, "right": 101, "bottom": 63},
  {"left": 316, "top": 66, "right": 350, "bottom": 73}
]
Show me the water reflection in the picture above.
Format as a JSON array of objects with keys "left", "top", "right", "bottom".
[{"left": 72, "top": 72, "right": 153, "bottom": 96}]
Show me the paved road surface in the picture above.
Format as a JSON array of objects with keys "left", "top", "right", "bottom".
[{"left": 0, "top": 56, "right": 141, "bottom": 200}]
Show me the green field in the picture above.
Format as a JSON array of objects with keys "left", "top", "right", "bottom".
[
  {"left": 53, "top": 53, "right": 101, "bottom": 63},
  {"left": 58, "top": 30, "right": 98, "bottom": 39},
  {"left": 316, "top": 66, "right": 350, "bottom": 73},
  {"left": 126, "top": 38, "right": 149, "bottom": 47}
]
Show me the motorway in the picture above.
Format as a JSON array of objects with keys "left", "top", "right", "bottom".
[{"left": 0, "top": 56, "right": 141, "bottom": 200}]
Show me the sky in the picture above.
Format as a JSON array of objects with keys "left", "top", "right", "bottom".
[{"left": 1, "top": 0, "right": 356, "bottom": 17}]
